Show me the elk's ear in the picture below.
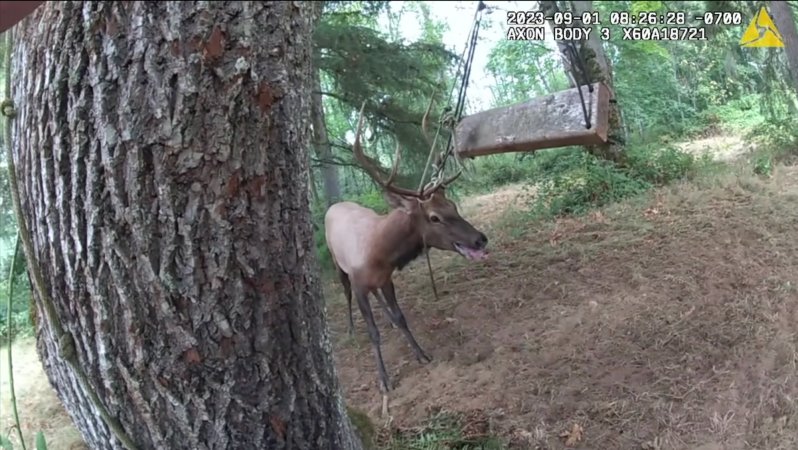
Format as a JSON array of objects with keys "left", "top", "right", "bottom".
[{"left": 383, "top": 191, "right": 418, "bottom": 213}]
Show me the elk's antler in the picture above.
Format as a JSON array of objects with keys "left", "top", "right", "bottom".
[
  {"left": 353, "top": 102, "right": 426, "bottom": 198},
  {"left": 420, "top": 95, "right": 435, "bottom": 149}
]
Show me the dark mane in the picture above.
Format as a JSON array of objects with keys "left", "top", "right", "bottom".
[{"left": 393, "top": 241, "right": 425, "bottom": 271}]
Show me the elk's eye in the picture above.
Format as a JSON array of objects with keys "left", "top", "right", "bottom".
[{"left": 430, "top": 215, "right": 441, "bottom": 223}]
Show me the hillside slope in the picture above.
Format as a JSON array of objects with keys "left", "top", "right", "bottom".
[{"left": 329, "top": 163, "right": 798, "bottom": 450}]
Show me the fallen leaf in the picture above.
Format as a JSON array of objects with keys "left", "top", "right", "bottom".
[
  {"left": 560, "top": 423, "right": 584, "bottom": 447},
  {"left": 590, "top": 211, "right": 607, "bottom": 223},
  {"left": 644, "top": 207, "right": 660, "bottom": 219}
]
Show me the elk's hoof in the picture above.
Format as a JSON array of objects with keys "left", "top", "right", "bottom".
[{"left": 381, "top": 394, "right": 390, "bottom": 418}]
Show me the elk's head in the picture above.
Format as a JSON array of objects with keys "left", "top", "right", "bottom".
[{"left": 352, "top": 102, "right": 489, "bottom": 261}]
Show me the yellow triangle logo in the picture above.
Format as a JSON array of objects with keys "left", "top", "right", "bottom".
[{"left": 740, "top": 6, "right": 784, "bottom": 48}]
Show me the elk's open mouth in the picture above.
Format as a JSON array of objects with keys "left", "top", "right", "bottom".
[{"left": 454, "top": 242, "right": 489, "bottom": 261}]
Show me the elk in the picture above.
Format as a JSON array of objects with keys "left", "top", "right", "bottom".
[{"left": 324, "top": 102, "right": 489, "bottom": 414}]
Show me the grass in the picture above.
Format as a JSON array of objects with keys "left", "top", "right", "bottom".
[{"left": 378, "top": 410, "right": 504, "bottom": 450}]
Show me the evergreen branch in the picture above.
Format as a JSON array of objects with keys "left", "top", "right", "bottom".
[{"left": 310, "top": 156, "right": 362, "bottom": 169}]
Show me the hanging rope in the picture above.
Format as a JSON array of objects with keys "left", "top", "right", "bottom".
[
  {"left": 419, "top": 0, "right": 486, "bottom": 190},
  {"left": 563, "top": 41, "right": 593, "bottom": 130},
  {"left": 415, "top": 1, "right": 486, "bottom": 302},
  {"left": 437, "top": 1, "right": 485, "bottom": 174}
]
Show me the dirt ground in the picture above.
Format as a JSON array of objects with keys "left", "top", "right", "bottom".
[{"left": 329, "top": 163, "right": 798, "bottom": 449}]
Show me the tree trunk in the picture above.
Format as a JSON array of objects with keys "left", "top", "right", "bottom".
[
  {"left": 309, "top": 2, "right": 342, "bottom": 206},
  {"left": 312, "top": 71, "right": 343, "bottom": 205},
  {"left": 770, "top": 1, "right": 798, "bottom": 94},
  {"left": 540, "top": 0, "right": 626, "bottom": 165},
  {"left": 10, "top": 2, "right": 362, "bottom": 449}
]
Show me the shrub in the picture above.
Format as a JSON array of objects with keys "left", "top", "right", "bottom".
[
  {"left": 527, "top": 144, "right": 696, "bottom": 219},
  {"left": 531, "top": 150, "right": 651, "bottom": 218},
  {"left": 626, "top": 143, "right": 697, "bottom": 185},
  {"left": 746, "top": 117, "right": 798, "bottom": 157},
  {"left": 0, "top": 263, "right": 33, "bottom": 346}
]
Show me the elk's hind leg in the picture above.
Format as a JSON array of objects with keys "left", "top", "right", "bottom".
[
  {"left": 339, "top": 268, "right": 395, "bottom": 335},
  {"left": 336, "top": 268, "right": 355, "bottom": 336},
  {"left": 375, "top": 291, "right": 399, "bottom": 329},
  {"left": 355, "top": 287, "right": 392, "bottom": 395},
  {"left": 380, "top": 281, "right": 432, "bottom": 363}
]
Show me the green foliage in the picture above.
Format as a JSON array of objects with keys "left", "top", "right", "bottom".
[
  {"left": 531, "top": 151, "right": 652, "bottom": 217},
  {"left": 313, "top": 4, "right": 457, "bottom": 182},
  {"left": 0, "top": 248, "right": 32, "bottom": 346},
  {"left": 699, "top": 94, "right": 766, "bottom": 135},
  {"left": 626, "top": 144, "right": 697, "bottom": 185},
  {"left": 746, "top": 116, "right": 798, "bottom": 155},
  {"left": 741, "top": 116, "right": 798, "bottom": 177},
  {"left": 348, "top": 189, "right": 390, "bottom": 215},
  {"left": 630, "top": 0, "right": 663, "bottom": 14},
  {"left": 460, "top": 154, "right": 539, "bottom": 193},
  {"left": 347, "top": 406, "right": 376, "bottom": 450},
  {"left": 485, "top": 40, "right": 568, "bottom": 105},
  {"left": 322, "top": 1, "right": 390, "bottom": 18},
  {"left": 35, "top": 433, "right": 48, "bottom": 450},
  {"left": 753, "top": 154, "right": 773, "bottom": 178},
  {"left": 527, "top": 144, "right": 698, "bottom": 218},
  {"left": 381, "top": 411, "right": 504, "bottom": 450}
]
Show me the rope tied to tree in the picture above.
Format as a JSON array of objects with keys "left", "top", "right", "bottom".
[{"left": 3, "top": 28, "right": 139, "bottom": 450}]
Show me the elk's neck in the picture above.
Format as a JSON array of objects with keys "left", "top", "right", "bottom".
[{"left": 377, "top": 210, "right": 425, "bottom": 271}]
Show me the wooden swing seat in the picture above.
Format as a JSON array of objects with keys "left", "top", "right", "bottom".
[{"left": 453, "top": 82, "right": 611, "bottom": 159}]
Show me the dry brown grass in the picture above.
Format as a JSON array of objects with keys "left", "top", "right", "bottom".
[
  {"left": 676, "top": 134, "right": 757, "bottom": 162},
  {"left": 330, "top": 163, "right": 798, "bottom": 449},
  {"left": 0, "top": 337, "right": 87, "bottom": 450}
]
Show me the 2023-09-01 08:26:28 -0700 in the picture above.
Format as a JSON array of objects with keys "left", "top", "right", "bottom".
[
  {"left": 504, "top": 9, "right": 743, "bottom": 26},
  {"left": 503, "top": 9, "right": 713, "bottom": 42}
]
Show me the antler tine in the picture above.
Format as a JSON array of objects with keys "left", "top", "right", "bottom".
[
  {"left": 352, "top": 101, "right": 424, "bottom": 198},
  {"left": 385, "top": 139, "right": 402, "bottom": 186},
  {"left": 440, "top": 168, "right": 463, "bottom": 187},
  {"left": 422, "top": 167, "right": 463, "bottom": 197}
]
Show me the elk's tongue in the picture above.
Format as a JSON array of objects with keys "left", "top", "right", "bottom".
[{"left": 458, "top": 244, "right": 489, "bottom": 261}]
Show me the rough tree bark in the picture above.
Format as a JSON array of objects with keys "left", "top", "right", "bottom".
[
  {"left": 10, "top": 2, "right": 362, "bottom": 449},
  {"left": 770, "top": 1, "right": 798, "bottom": 94},
  {"left": 539, "top": 0, "right": 627, "bottom": 165}
]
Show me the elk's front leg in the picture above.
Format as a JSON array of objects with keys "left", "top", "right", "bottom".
[{"left": 381, "top": 281, "right": 432, "bottom": 364}]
